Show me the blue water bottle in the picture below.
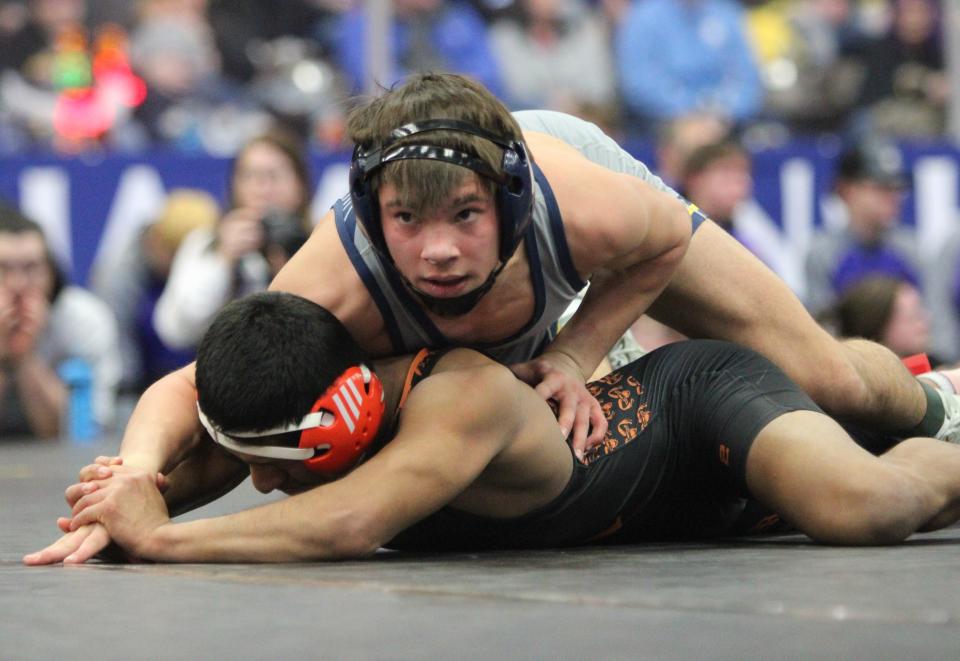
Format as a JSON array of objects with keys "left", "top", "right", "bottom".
[{"left": 58, "top": 358, "right": 98, "bottom": 444}]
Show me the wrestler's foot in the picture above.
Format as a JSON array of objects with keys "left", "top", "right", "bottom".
[{"left": 919, "top": 369, "right": 960, "bottom": 443}]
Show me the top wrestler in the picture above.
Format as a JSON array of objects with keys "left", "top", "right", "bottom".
[
  {"left": 106, "top": 72, "right": 957, "bottom": 486},
  {"left": 26, "top": 292, "right": 960, "bottom": 564}
]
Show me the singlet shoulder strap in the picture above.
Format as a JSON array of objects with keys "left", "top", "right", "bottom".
[{"left": 396, "top": 348, "right": 448, "bottom": 414}]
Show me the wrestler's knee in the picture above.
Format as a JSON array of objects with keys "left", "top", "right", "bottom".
[
  {"left": 800, "top": 467, "right": 922, "bottom": 545},
  {"left": 778, "top": 340, "right": 870, "bottom": 419}
]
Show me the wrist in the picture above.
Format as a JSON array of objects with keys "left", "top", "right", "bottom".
[
  {"left": 543, "top": 347, "right": 588, "bottom": 381},
  {"left": 119, "top": 451, "right": 165, "bottom": 474},
  {"left": 139, "top": 522, "right": 176, "bottom": 562}
]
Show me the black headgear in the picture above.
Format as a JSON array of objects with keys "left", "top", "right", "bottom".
[{"left": 349, "top": 119, "right": 534, "bottom": 315}]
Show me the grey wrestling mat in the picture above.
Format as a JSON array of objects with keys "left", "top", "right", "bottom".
[{"left": 3, "top": 438, "right": 959, "bottom": 660}]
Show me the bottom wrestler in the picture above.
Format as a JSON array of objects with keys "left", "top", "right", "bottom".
[{"left": 26, "top": 292, "right": 960, "bottom": 564}]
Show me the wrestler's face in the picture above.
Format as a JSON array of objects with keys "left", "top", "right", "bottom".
[
  {"left": 378, "top": 176, "right": 500, "bottom": 301},
  {"left": 245, "top": 458, "right": 335, "bottom": 496}
]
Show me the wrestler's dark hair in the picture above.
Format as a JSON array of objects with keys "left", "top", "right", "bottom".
[
  {"left": 196, "top": 291, "right": 368, "bottom": 433},
  {"left": 0, "top": 201, "right": 66, "bottom": 301}
]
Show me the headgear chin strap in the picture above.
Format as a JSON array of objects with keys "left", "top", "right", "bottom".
[
  {"left": 198, "top": 364, "right": 386, "bottom": 474},
  {"left": 403, "top": 260, "right": 506, "bottom": 318}
]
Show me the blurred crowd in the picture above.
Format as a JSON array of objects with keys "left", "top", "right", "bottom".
[
  {"left": 0, "top": 0, "right": 949, "bottom": 155},
  {"left": 1, "top": 0, "right": 958, "bottom": 440}
]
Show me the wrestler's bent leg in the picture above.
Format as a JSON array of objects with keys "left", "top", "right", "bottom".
[
  {"left": 746, "top": 412, "right": 960, "bottom": 544},
  {"left": 649, "top": 221, "right": 925, "bottom": 432}
]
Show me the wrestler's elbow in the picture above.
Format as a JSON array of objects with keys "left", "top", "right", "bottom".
[
  {"left": 664, "top": 197, "right": 693, "bottom": 256},
  {"left": 625, "top": 195, "right": 690, "bottom": 276},
  {"left": 629, "top": 230, "right": 688, "bottom": 292},
  {"left": 313, "top": 508, "right": 386, "bottom": 560}
]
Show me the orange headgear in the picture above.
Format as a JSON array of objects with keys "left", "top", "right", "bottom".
[{"left": 198, "top": 364, "right": 385, "bottom": 474}]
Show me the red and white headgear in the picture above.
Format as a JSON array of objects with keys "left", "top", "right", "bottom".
[{"left": 198, "top": 364, "right": 385, "bottom": 473}]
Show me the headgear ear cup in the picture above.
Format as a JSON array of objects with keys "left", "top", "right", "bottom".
[
  {"left": 494, "top": 140, "right": 533, "bottom": 262},
  {"left": 298, "top": 364, "right": 385, "bottom": 473},
  {"left": 349, "top": 144, "right": 387, "bottom": 255},
  {"left": 349, "top": 119, "right": 534, "bottom": 266}
]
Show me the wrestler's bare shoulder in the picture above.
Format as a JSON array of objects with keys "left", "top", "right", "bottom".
[{"left": 269, "top": 210, "right": 390, "bottom": 354}]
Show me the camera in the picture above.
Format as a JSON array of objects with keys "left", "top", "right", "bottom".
[{"left": 260, "top": 210, "right": 309, "bottom": 259}]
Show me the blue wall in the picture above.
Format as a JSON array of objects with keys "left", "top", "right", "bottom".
[{"left": 2, "top": 141, "right": 960, "bottom": 300}]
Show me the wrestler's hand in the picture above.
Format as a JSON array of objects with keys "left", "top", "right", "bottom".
[
  {"left": 67, "top": 465, "right": 172, "bottom": 560},
  {"left": 64, "top": 456, "right": 167, "bottom": 510},
  {"left": 510, "top": 351, "right": 607, "bottom": 459},
  {"left": 23, "top": 522, "right": 112, "bottom": 565}
]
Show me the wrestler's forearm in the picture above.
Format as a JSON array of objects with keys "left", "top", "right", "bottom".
[
  {"left": 119, "top": 365, "right": 202, "bottom": 474},
  {"left": 162, "top": 440, "right": 250, "bottom": 517},
  {"left": 553, "top": 241, "right": 687, "bottom": 376},
  {"left": 142, "top": 500, "right": 372, "bottom": 563}
]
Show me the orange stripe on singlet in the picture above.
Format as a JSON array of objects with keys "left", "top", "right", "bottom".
[
  {"left": 585, "top": 516, "right": 623, "bottom": 543},
  {"left": 396, "top": 348, "right": 432, "bottom": 414}
]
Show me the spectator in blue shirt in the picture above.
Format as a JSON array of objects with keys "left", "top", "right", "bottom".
[
  {"left": 334, "top": 0, "right": 503, "bottom": 96},
  {"left": 615, "top": 0, "right": 763, "bottom": 127}
]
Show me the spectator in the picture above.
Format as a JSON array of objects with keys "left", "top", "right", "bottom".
[
  {"left": 821, "top": 275, "right": 936, "bottom": 363},
  {"left": 655, "top": 111, "right": 731, "bottom": 187},
  {"left": 680, "top": 140, "right": 757, "bottom": 253},
  {"left": 93, "top": 189, "right": 219, "bottom": 392},
  {"left": 0, "top": 202, "right": 119, "bottom": 437},
  {"left": 0, "top": 0, "right": 88, "bottom": 149},
  {"left": 746, "top": 0, "right": 868, "bottom": 134},
  {"left": 0, "top": 0, "right": 87, "bottom": 76},
  {"left": 488, "top": 0, "right": 616, "bottom": 114},
  {"left": 153, "top": 129, "right": 312, "bottom": 350},
  {"left": 334, "top": 0, "right": 503, "bottom": 96},
  {"left": 854, "top": 0, "right": 946, "bottom": 138},
  {"left": 631, "top": 119, "right": 734, "bottom": 357},
  {"left": 615, "top": 0, "right": 763, "bottom": 129},
  {"left": 128, "top": 2, "right": 269, "bottom": 153},
  {"left": 805, "top": 137, "right": 920, "bottom": 316},
  {"left": 206, "top": 0, "right": 336, "bottom": 85},
  {"left": 0, "top": 1, "right": 28, "bottom": 36}
]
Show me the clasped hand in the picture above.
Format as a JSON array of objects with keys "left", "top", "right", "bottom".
[{"left": 23, "top": 457, "right": 169, "bottom": 565}]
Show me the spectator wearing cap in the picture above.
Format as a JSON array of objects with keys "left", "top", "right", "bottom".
[
  {"left": 804, "top": 137, "right": 921, "bottom": 317},
  {"left": 92, "top": 189, "right": 219, "bottom": 392}
]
